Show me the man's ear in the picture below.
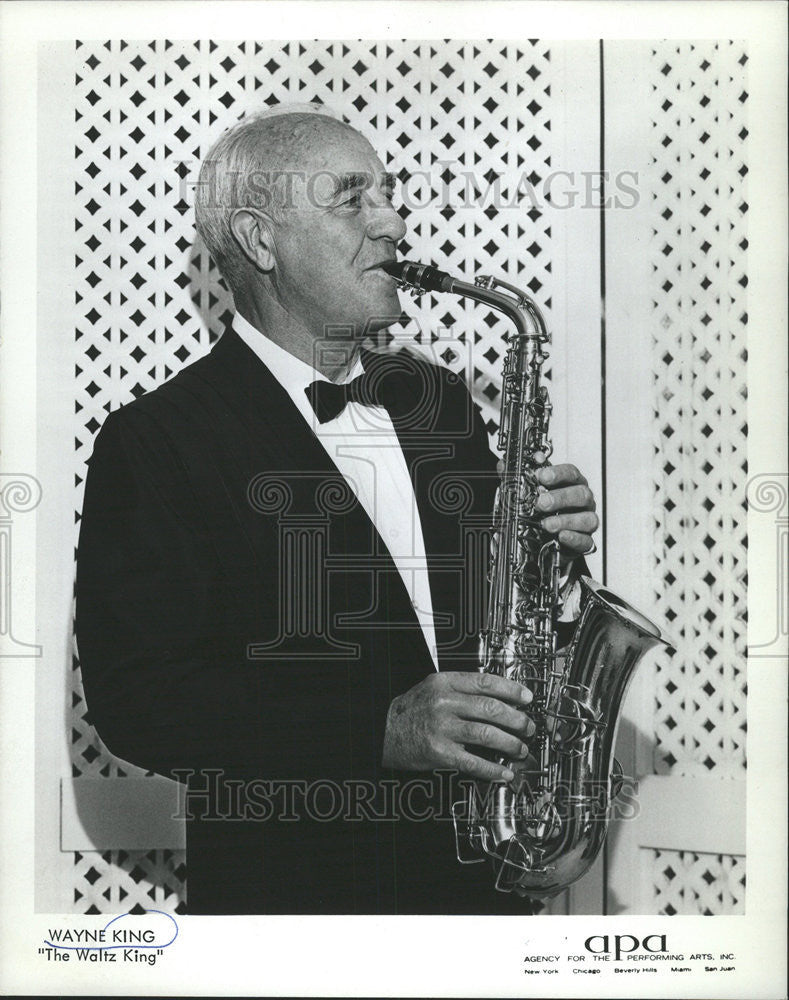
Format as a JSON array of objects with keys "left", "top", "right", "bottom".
[{"left": 229, "top": 208, "right": 277, "bottom": 273}]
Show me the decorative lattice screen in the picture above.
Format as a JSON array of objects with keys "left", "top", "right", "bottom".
[
  {"left": 646, "top": 40, "right": 747, "bottom": 915},
  {"left": 66, "top": 37, "right": 748, "bottom": 916},
  {"left": 649, "top": 41, "right": 748, "bottom": 779},
  {"left": 69, "top": 37, "right": 557, "bottom": 913},
  {"left": 72, "top": 849, "right": 186, "bottom": 915},
  {"left": 650, "top": 847, "right": 746, "bottom": 916}
]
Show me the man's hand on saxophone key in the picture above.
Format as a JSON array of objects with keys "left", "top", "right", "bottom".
[
  {"left": 533, "top": 463, "right": 599, "bottom": 564},
  {"left": 381, "top": 672, "right": 535, "bottom": 782}
]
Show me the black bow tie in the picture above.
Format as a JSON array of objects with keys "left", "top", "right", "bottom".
[{"left": 305, "top": 349, "right": 415, "bottom": 424}]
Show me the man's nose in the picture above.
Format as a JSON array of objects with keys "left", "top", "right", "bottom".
[{"left": 366, "top": 201, "right": 407, "bottom": 242}]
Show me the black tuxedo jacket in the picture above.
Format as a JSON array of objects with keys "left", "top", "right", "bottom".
[{"left": 76, "top": 327, "right": 543, "bottom": 914}]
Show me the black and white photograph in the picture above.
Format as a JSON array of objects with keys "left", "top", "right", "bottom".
[{"left": 1, "top": 1, "right": 786, "bottom": 996}]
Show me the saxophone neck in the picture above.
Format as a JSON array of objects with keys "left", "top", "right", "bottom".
[
  {"left": 381, "top": 258, "right": 548, "bottom": 342},
  {"left": 450, "top": 274, "right": 549, "bottom": 343}
]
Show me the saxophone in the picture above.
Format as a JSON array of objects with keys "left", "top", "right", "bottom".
[{"left": 382, "top": 259, "right": 674, "bottom": 901}]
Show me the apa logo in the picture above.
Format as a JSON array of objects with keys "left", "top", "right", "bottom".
[{"left": 584, "top": 934, "right": 667, "bottom": 961}]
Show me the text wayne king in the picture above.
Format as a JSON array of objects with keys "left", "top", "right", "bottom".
[{"left": 47, "top": 927, "right": 156, "bottom": 945}]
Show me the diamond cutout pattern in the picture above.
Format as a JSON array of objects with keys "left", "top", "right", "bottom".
[
  {"left": 648, "top": 42, "right": 748, "bottom": 783},
  {"left": 650, "top": 848, "right": 745, "bottom": 915},
  {"left": 72, "top": 849, "right": 187, "bottom": 914}
]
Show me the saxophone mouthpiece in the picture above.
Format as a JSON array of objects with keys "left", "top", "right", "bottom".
[
  {"left": 380, "top": 260, "right": 405, "bottom": 279},
  {"left": 381, "top": 259, "right": 454, "bottom": 293}
]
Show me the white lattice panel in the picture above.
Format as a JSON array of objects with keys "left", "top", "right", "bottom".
[
  {"left": 650, "top": 848, "right": 745, "bottom": 916},
  {"left": 69, "top": 38, "right": 557, "bottom": 911},
  {"left": 648, "top": 41, "right": 748, "bottom": 779},
  {"left": 71, "top": 849, "right": 186, "bottom": 914}
]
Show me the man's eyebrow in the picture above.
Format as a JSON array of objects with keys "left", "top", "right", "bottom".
[{"left": 330, "top": 171, "right": 399, "bottom": 198}]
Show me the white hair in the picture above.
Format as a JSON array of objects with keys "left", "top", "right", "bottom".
[{"left": 193, "top": 103, "right": 346, "bottom": 294}]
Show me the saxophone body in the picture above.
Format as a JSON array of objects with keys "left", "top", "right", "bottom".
[{"left": 383, "top": 259, "right": 674, "bottom": 901}]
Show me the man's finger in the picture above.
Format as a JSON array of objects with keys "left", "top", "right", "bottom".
[
  {"left": 541, "top": 511, "right": 600, "bottom": 535},
  {"left": 453, "top": 747, "right": 516, "bottom": 783},
  {"left": 457, "top": 694, "right": 533, "bottom": 735},
  {"left": 557, "top": 528, "right": 596, "bottom": 553},
  {"left": 454, "top": 694, "right": 533, "bottom": 735},
  {"left": 456, "top": 721, "right": 530, "bottom": 758},
  {"left": 448, "top": 671, "right": 533, "bottom": 705},
  {"left": 535, "top": 484, "right": 596, "bottom": 513},
  {"left": 535, "top": 464, "right": 587, "bottom": 487}
]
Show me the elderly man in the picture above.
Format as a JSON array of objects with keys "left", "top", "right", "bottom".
[{"left": 76, "top": 104, "right": 598, "bottom": 914}]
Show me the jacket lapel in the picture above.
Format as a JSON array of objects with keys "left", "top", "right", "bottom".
[
  {"left": 380, "top": 352, "right": 499, "bottom": 672},
  {"left": 191, "top": 328, "right": 436, "bottom": 670}
]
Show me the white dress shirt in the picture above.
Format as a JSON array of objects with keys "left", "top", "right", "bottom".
[{"left": 233, "top": 312, "right": 441, "bottom": 669}]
